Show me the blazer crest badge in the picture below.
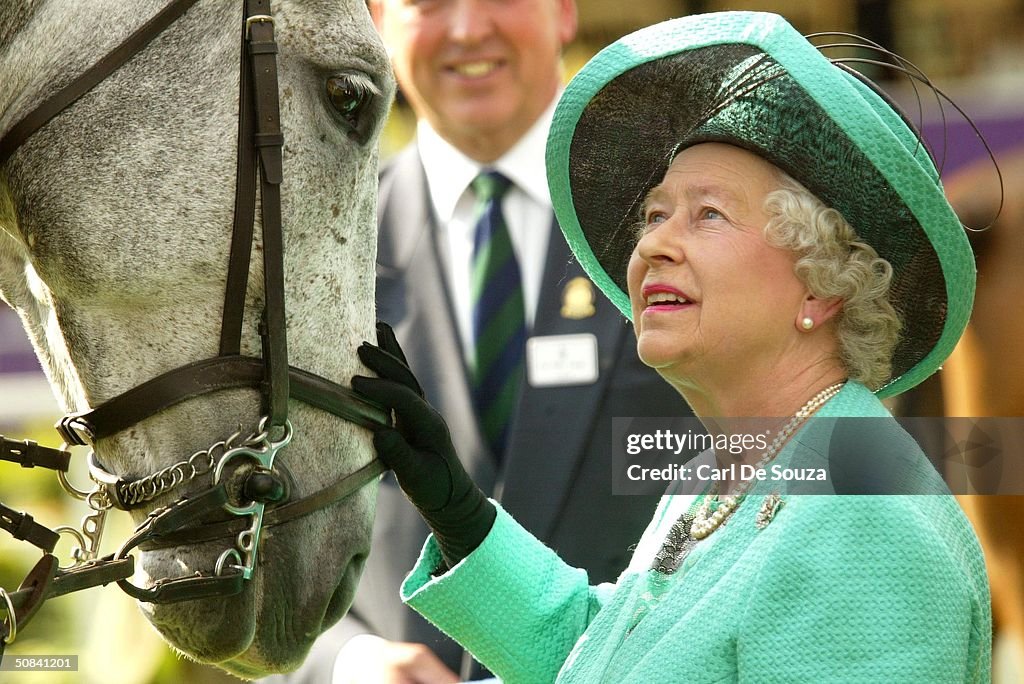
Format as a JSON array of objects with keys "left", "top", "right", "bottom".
[{"left": 561, "top": 277, "right": 596, "bottom": 320}]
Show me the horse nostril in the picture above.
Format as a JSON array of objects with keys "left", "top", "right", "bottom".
[{"left": 243, "top": 470, "right": 287, "bottom": 504}]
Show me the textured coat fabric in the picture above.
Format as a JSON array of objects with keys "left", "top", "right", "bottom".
[{"left": 402, "top": 382, "right": 992, "bottom": 682}]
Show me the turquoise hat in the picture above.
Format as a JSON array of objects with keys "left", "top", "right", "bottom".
[{"left": 546, "top": 11, "right": 975, "bottom": 398}]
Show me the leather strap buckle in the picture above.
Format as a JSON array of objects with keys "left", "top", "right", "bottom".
[{"left": 245, "top": 14, "right": 274, "bottom": 37}]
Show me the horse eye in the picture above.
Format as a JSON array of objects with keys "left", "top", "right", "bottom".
[{"left": 326, "top": 75, "right": 374, "bottom": 143}]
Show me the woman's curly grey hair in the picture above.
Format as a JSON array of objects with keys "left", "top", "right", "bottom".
[{"left": 763, "top": 172, "right": 901, "bottom": 390}]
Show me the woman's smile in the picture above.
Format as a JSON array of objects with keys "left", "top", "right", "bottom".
[{"left": 640, "top": 284, "right": 697, "bottom": 315}]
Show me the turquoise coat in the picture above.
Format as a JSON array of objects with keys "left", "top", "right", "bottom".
[{"left": 401, "top": 383, "right": 991, "bottom": 682}]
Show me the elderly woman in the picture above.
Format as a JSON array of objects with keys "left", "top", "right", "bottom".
[{"left": 352, "top": 12, "right": 990, "bottom": 683}]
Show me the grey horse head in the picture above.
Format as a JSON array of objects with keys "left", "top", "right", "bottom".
[{"left": 0, "top": 0, "right": 394, "bottom": 675}]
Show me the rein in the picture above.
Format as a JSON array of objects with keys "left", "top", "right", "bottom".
[{"left": 0, "top": 0, "right": 389, "bottom": 652}]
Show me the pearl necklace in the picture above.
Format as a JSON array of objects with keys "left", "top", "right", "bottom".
[{"left": 690, "top": 381, "right": 845, "bottom": 540}]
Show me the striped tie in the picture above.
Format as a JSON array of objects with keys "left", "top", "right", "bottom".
[{"left": 470, "top": 171, "right": 526, "bottom": 458}]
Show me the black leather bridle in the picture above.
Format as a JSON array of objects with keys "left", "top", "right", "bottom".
[{"left": 0, "top": 0, "right": 388, "bottom": 648}]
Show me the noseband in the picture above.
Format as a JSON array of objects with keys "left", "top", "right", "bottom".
[{"left": 0, "top": 0, "right": 388, "bottom": 644}]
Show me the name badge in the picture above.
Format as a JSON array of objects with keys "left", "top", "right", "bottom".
[{"left": 526, "top": 333, "right": 599, "bottom": 387}]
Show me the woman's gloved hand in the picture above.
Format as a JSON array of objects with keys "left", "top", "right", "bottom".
[{"left": 352, "top": 322, "right": 496, "bottom": 569}]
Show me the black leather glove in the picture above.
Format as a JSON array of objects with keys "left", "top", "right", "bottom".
[{"left": 352, "top": 322, "right": 496, "bottom": 568}]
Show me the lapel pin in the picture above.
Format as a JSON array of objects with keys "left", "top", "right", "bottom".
[{"left": 561, "top": 276, "right": 596, "bottom": 320}]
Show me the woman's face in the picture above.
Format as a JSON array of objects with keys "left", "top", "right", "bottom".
[{"left": 627, "top": 143, "right": 808, "bottom": 388}]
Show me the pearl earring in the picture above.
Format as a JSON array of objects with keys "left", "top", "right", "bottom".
[{"left": 801, "top": 317, "right": 814, "bottom": 331}]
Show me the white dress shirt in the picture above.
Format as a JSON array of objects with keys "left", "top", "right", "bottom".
[{"left": 416, "top": 99, "right": 556, "bottom": 362}]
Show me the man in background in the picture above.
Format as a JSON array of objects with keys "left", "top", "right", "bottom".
[{"left": 273, "top": 0, "right": 686, "bottom": 680}]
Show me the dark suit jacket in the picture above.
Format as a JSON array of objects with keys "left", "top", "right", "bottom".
[{"left": 278, "top": 145, "right": 687, "bottom": 682}]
